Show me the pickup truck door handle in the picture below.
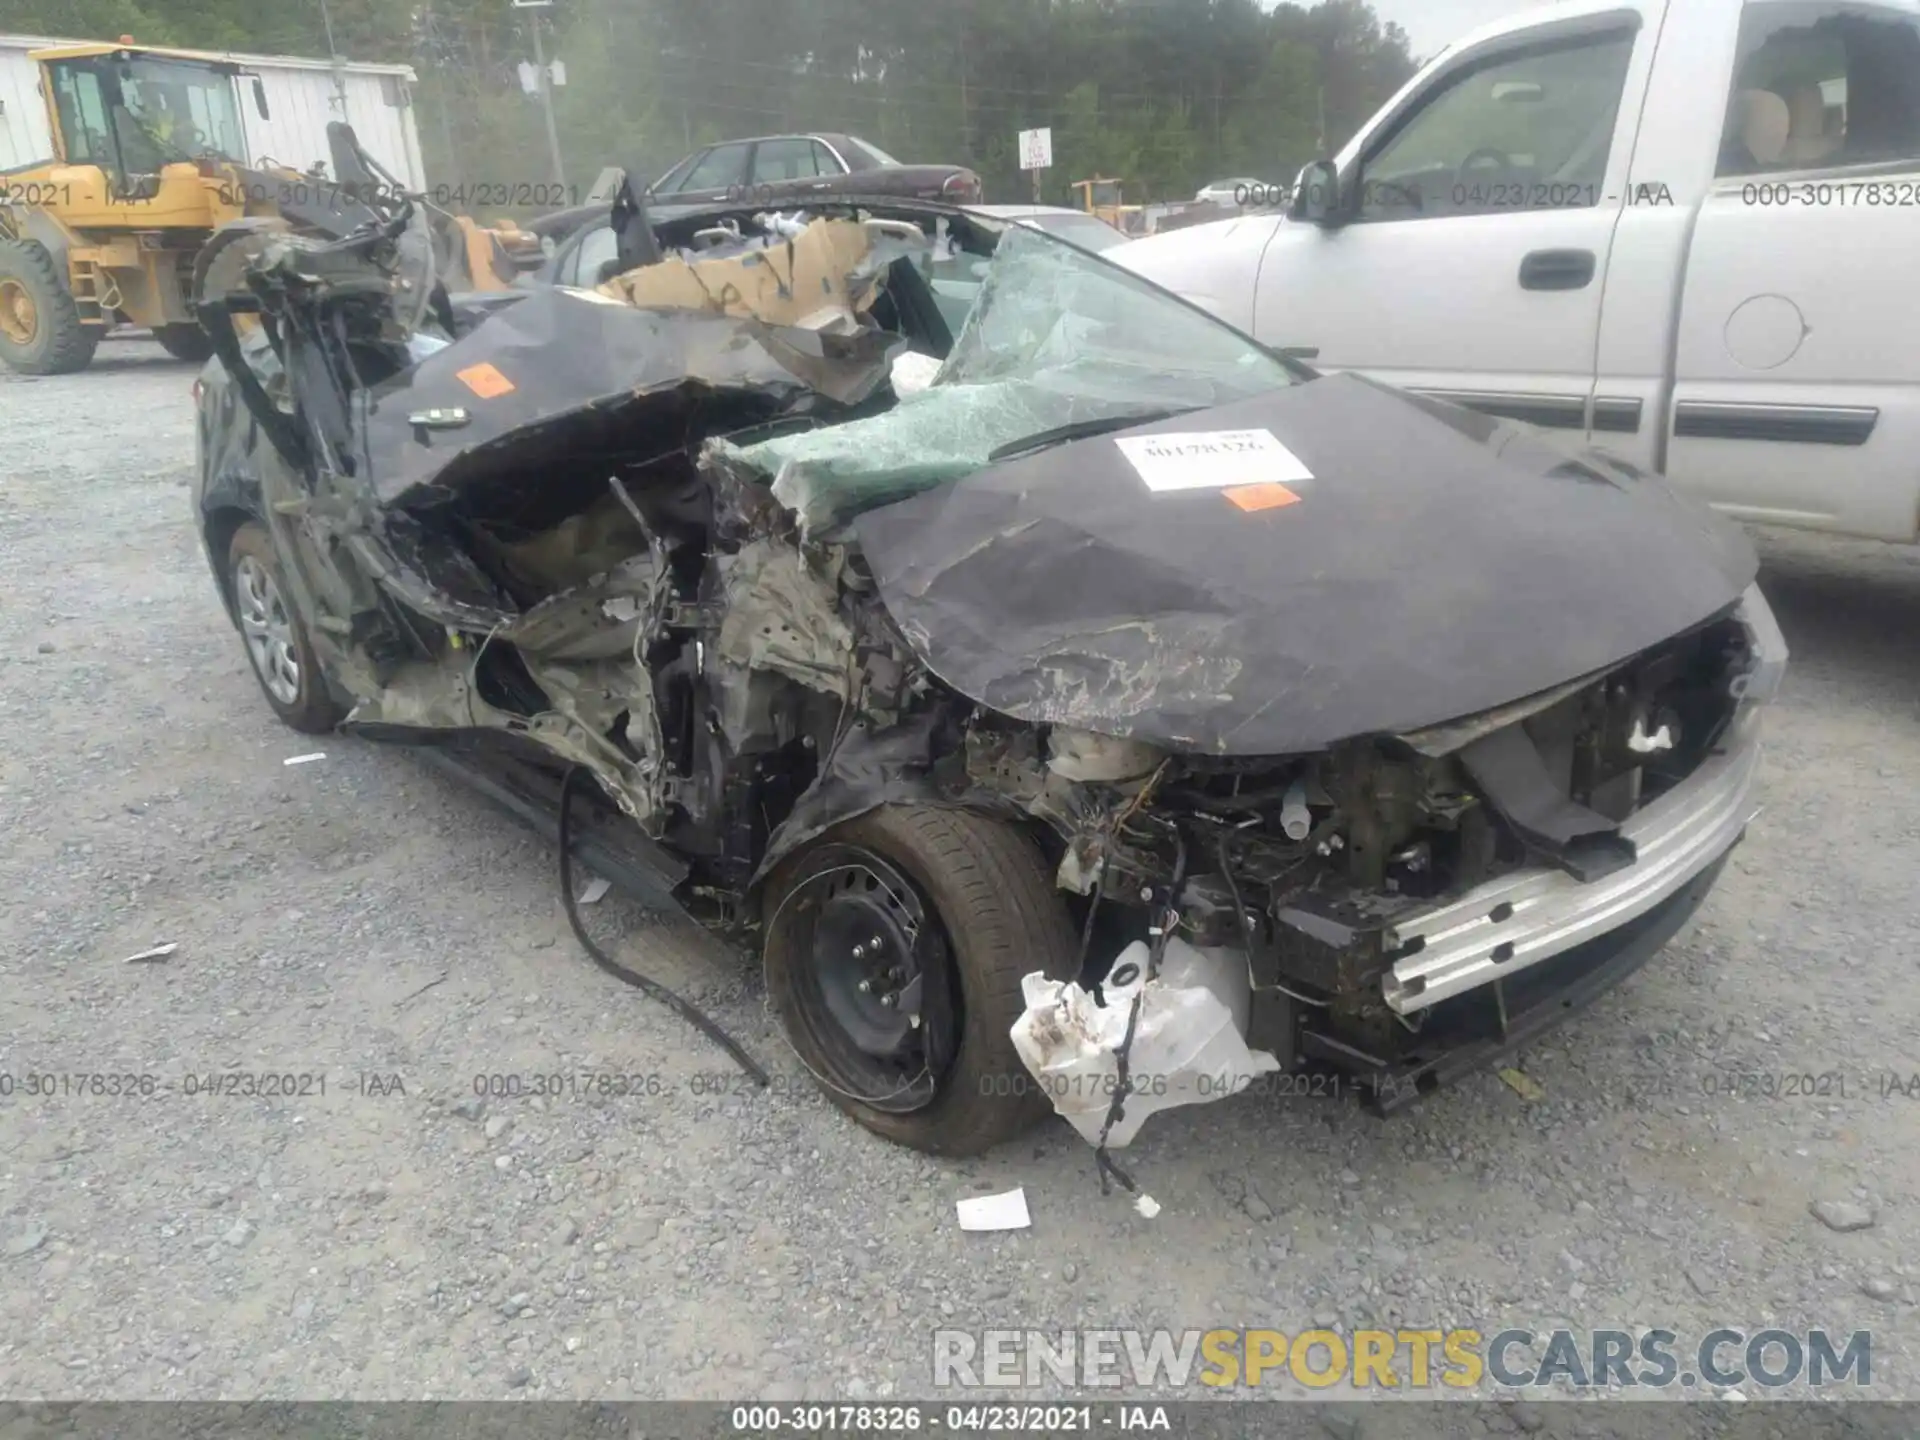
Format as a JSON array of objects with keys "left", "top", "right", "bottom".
[{"left": 1518, "top": 248, "right": 1596, "bottom": 291}]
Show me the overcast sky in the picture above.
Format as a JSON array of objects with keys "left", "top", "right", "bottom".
[{"left": 1374, "top": 0, "right": 1556, "bottom": 60}]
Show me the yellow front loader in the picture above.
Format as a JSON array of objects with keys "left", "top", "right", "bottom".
[
  {"left": 1069, "top": 177, "right": 1147, "bottom": 237},
  {"left": 0, "top": 40, "right": 539, "bottom": 375}
]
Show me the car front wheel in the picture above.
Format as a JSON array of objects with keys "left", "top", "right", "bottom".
[
  {"left": 227, "top": 522, "right": 343, "bottom": 734},
  {"left": 762, "top": 805, "right": 1078, "bottom": 1155}
]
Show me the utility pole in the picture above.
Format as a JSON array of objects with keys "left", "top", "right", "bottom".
[
  {"left": 531, "top": 11, "right": 566, "bottom": 187},
  {"left": 514, "top": 0, "right": 566, "bottom": 188},
  {"left": 316, "top": 0, "right": 349, "bottom": 115}
]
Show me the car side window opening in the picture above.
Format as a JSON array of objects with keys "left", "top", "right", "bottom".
[
  {"left": 660, "top": 144, "right": 748, "bottom": 195},
  {"left": 650, "top": 152, "right": 698, "bottom": 193},
  {"left": 843, "top": 137, "right": 900, "bottom": 168},
  {"left": 1357, "top": 29, "right": 1637, "bottom": 220},
  {"left": 751, "top": 138, "right": 825, "bottom": 183},
  {"left": 810, "top": 140, "right": 845, "bottom": 174},
  {"left": 674, "top": 142, "right": 751, "bottom": 192},
  {"left": 568, "top": 224, "right": 619, "bottom": 287},
  {"left": 1717, "top": 2, "right": 1920, "bottom": 176}
]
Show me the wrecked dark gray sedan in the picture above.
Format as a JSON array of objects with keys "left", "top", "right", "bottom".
[{"left": 190, "top": 183, "right": 1785, "bottom": 1158}]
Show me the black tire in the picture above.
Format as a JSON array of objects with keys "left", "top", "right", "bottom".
[
  {"left": 154, "top": 322, "right": 213, "bottom": 362},
  {"left": 763, "top": 805, "right": 1078, "bottom": 1155},
  {"left": 226, "top": 522, "right": 345, "bottom": 734},
  {"left": 0, "top": 239, "right": 100, "bottom": 375}
]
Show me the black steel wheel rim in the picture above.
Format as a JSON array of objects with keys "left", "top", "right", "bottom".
[{"left": 777, "top": 844, "right": 957, "bottom": 1113}]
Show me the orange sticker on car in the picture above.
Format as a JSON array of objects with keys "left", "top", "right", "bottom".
[
  {"left": 455, "top": 362, "right": 516, "bottom": 399},
  {"left": 1224, "top": 482, "right": 1301, "bottom": 512}
]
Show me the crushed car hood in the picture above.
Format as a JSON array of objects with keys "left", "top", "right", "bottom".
[{"left": 853, "top": 373, "right": 1759, "bottom": 755}]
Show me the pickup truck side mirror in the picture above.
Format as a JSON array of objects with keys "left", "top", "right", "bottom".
[{"left": 1290, "top": 159, "right": 1343, "bottom": 227}]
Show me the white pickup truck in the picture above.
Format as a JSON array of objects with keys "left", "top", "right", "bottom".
[{"left": 1117, "top": 0, "right": 1920, "bottom": 544}]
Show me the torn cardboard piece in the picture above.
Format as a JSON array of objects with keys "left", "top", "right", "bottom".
[{"left": 598, "top": 219, "right": 880, "bottom": 330}]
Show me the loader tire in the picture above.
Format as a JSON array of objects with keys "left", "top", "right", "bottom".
[
  {"left": 0, "top": 239, "right": 99, "bottom": 375},
  {"left": 153, "top": 323, "right": 213, "bottom": 363}
]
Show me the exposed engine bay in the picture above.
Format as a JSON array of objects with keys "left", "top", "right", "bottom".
[{"left": 193, "top": 177, "right": 1783, "bottom": 1155}]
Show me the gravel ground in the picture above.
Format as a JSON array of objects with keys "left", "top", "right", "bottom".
[{"left": 3, "top": 336, "right": 1919, "bottom": 1407}]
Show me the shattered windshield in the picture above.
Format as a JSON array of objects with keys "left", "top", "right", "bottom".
[{"left": 725, "top": 222, "right": 1297, "bottom": 534}]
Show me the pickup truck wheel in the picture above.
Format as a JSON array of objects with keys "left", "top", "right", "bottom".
[
  {"left": 762, "top": 806, "right": 1078, "bottom": 1155},
  {"left": 153, "top": 322, "right": 213, "bottom": 362},
  {"left": 0, "top": 240, "right": 100, "bottom": 375},
  {"left": 227, "top": 522, "right": 343, "bottom": 734}
]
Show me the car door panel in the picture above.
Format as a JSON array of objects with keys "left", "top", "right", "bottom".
[
  {"left": 1655, "top": 0, "right": 1920, "bottom": 541},
  {"left": 1253, "top": 6, "right": 1665, "bottom": 443}
]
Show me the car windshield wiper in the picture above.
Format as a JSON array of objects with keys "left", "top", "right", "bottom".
[{"left": 987, "top": 407, "right": 1200, "bottom": 464}]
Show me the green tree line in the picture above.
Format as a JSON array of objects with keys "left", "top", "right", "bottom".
[{"left": 8, "top": 0, "right": 1419, "bottom": 207}]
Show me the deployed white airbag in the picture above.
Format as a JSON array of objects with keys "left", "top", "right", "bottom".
[{"left": 1009, "top": 937, "right": 1281, "bottom": 1149}]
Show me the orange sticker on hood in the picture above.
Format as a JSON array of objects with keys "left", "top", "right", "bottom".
[
  {"left": 455, "top": 362, "right": 516, "bottom": 399},
  {"left": 1224, "top": 482, "right": 1301, "bottom": 512}
]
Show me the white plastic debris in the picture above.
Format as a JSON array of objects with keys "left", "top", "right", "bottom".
[
  {"left": 577, "top": 876, "right": 612, "bottom": 905},
  {"left": 888, "top": 350, "right": 942, "bottom": 397},
  {"left": 956, "top": 1188, "right": 1031, "bottom": 1232},
  {"left": 763, "top": 210, "right": 812, "bottom": 240},
  {"left": 122, "top": 942, "right": 178, "bottom": 964},
  {"left": 1134, "top": 1194, "right": 1162, "bottom": 1219},
  {"left": 283, "top": 753, "right": 327, "bottom": 766},
  {"left": 1009, "top": 936, "right": 1281, "bottom": 1149}
]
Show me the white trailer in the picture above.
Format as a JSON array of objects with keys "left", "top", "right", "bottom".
[{"left": 0, "top": 33, "right": 426, "bottom": 188}]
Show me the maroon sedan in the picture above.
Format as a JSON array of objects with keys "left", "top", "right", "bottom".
[{"left": 647, "top": 133, "right": 981, "bottom": 208}]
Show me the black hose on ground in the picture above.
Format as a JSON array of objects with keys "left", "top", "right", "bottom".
[{"left": 557, "top": 765, "right": 769, "bottom": 1087}]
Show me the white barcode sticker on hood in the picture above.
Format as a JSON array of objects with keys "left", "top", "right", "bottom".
[{"left": 1114, "top": 428, "right": 1314, "bottom": 492}]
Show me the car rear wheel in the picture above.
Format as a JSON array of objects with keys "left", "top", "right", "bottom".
[
  {"left": 227, "top": 522, "right": 343, "bottom": 734},
  {"left": 762, "top": 805, "right": 1078, "bottom": 1154}
]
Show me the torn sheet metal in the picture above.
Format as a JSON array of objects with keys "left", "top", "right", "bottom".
[
  {"left": 1010, "top": 938, "right": 1281, "bottom": 1149},
  {"left": 851, "top": 373, "right": 1759, "bottom": 756},
  {"left": 713, "top": 537, "right": 856, "bottom": 695}
]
